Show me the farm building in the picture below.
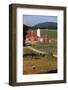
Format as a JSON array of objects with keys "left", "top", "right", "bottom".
[
  {"left": 26, "top": 31, "right": 38, "bottom": 42},
  {"left": 25, "top": 29, "right": 49, "bottom": 43}
]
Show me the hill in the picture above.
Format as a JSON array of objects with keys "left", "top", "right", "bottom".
[{"left": 32, "top": 22, "right": 57, "bottom": 29}]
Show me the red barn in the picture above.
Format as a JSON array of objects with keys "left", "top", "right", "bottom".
[
  {"left": 25, "top": 31, "right": 49, "bottom": 43},
  {"left": 26, "top": 31, "right": 38, "bottom": 42},
  {"left": 44, "top": 35, "right": 49, "bottom": 43}
]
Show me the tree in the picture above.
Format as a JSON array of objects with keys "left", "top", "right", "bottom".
[{"left": 23, "top": 24, "right": 29, "bottom": 46}]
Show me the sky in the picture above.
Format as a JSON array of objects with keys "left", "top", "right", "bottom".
[{"left": 23, "top": 15, "right": 57, "bottom": 26}]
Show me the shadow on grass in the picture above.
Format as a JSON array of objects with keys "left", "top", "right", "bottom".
[{"left": 38, "top": 69, "right": 57, "bottom": 74}]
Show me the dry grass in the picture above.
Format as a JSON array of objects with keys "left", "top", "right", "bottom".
[{"left": 23, "top": 55, "right": 57, "bottom": 75}]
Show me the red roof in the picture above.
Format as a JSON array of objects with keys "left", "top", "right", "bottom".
[{"left": 26, "top": 32, "right": 37, "bottom": 38}]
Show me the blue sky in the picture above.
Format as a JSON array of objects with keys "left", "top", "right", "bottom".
[{"left": 23, "top": 15, "right": 57, "bottom": 26}]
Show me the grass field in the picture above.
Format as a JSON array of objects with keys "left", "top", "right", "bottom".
[
  {"left": 23, "top": 29, "right": 57, "bottom": 75},
  {"left": 23, "top": 47, "right": 57, "bottom": 74},
  {"left": 32, "top": 42, "right": 57, "bottom": 55}
]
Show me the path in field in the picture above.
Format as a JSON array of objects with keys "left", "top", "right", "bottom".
[{"left": 26, "top": 46, "right": 57, "bottom": 58}]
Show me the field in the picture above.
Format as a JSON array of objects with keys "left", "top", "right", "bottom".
[
  {"left": 23, "top": 29, "right": 57, "bottom": 75},
  {"left": 23, "top": 47, "right": 57, "bottom": 74}
]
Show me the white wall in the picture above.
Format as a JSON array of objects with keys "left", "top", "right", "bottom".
[{"left": 0, "top": 0, "right": 68, "bottom": 90}]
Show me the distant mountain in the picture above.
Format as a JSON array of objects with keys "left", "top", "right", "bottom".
[{"left": 32, "top": 22, "right": 57, "bottom": 29}]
